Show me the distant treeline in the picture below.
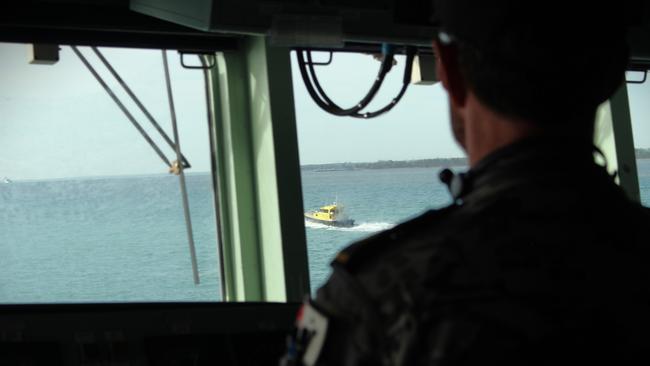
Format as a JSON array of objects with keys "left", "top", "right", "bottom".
[
  {"left": 303, "top": 150, "right": 650, "bottom": 171},
  {"left": 302, "top": 158, "right": 467, "bottom": 171},
  {"left": 637, "top": 148, "right": 650, "bottom": 159}
]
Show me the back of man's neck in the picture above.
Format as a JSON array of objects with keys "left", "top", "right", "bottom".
[{"left": 463, "top": 96, "right": 541, "bottom": 167}]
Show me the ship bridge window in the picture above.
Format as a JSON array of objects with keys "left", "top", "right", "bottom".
[
  {"left": 295, "top": 55, "right": 650, "bottom": 292},
  {"left": 292, "top": 51, "right": 465, "bottom": 291},
  {"left": 626, "top": 75, "right": 650, "bottom": 206},
  {"left": 0, "top": 43, "right": 221, "bottom": 303}
]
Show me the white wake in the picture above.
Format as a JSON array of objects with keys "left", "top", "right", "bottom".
[{"left": 305, "top": 220, "right": 394, "bottom": 233}]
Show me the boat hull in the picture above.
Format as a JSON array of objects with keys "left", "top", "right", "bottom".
[{"left": 305, "top": 215, "right": 355, "bottom": 228}]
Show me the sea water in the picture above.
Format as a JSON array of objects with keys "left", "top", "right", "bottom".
[{"left": 1, "top": 161, "right": 650, "bottom": 303}]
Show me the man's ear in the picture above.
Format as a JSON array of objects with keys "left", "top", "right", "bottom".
[{"left": 433, "top": 40, "right": 468, "bottom": 107}]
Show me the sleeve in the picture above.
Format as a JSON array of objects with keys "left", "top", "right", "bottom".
[{"left": 280, "top": 266, "right": 382, "bottom": 366}]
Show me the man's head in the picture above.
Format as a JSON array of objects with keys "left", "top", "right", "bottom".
[{"left": 432, "top": 1, "right": 628, "bottom": 161}]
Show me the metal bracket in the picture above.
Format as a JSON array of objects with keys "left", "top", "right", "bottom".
[
  {"left": 308, "top": 51, "right": 333, "bottom": 66},
  {"left": 626, "top": 69, "right": 647, "bottom": 84},
  {"left": 179, "top": 51, "right": 216, "bottom": 69}
]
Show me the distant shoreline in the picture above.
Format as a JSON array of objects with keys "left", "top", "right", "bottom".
[
  {"left": 5, "top": 149, "right": 650, "bottom": 181},
  {"left": 301, "top": 158, "right": 467, "bottom": 172},
  {"left": 637, "top": 148, "right": 650, "bottom": 159},
  {"left": 303, "top": 148, "right": 650, "bottom": 171}
]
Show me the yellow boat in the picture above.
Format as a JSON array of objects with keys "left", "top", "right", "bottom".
[{"left": 304, "top": 203, "right": 355, "bottom": 227}]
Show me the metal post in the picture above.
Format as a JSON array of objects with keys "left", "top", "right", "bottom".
[
  {"left": 243, "top": 36, "right": 310, "bottom": 302},
  {"left": 204, "top": 36, "right": 310, "bottom": 302},
  {"left": 610, "top": 84, "right": 641, "bottom": 202},
  {"left": 596, "top": 84, "right": 641, "bottom": 202}
]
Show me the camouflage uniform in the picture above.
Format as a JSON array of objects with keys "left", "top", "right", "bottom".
[{"left": 286, "top": 137, "right": 650, "bottom": 365}]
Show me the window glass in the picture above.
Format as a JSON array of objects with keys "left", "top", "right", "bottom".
[
  {"left": 626, "top": 77, "right": 650, "bottom": 206},
  {"left": 0, "top": 44, "right": 221, "bottom": 303},
  {"left": 292, "top": 52, "right": 465, "bottom": 290}
]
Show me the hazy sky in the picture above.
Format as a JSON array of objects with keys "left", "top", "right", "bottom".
[
  {"left": 291, "top": 52, "right": 462, "bottom": 164},
  {"left": 1, "top": 43, "right": 649, "bottom": 180},
  {"left": 0, "top": 44, "right": 210, "bottom": 180}
]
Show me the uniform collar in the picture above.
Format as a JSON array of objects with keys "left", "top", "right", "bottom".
[{"left": 441, "top": 136, "right": 601, "bottom": 202}]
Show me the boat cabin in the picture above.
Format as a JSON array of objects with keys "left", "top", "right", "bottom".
[{"left": 318, "top": 205, "right": 338, "bottom": 219}]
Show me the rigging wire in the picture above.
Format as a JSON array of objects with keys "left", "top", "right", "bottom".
[
  {"left": 296, "top": 46, "right": 417, "bottom": 119},
  {"left": 75, "top": 45, "right": 201, "bottom": 285},
  {"left": 162, "top": 50, "right": 200, "bottom": 285},
  {"left": 71, "top": 46, "right": 172, "bottom": 168},
  {"left": 90, "top": 47, "right": 191, "bottom": 169}
]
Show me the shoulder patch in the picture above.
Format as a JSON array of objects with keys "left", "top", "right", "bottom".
[
  {"left": 332, "top": 206, "right": 456, "bottom": 272},
  {"left": 297, "top": 300, "right": 329, "bottom": 366},
  {"left": 281, "top": 299, "right": 330, "bottom": 366}
]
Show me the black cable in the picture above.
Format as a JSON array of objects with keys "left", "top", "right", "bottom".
[
  {"left": 303, "top": 49, "right": 395, "bottom": 116},
  {"left": 354, "top": 79, "right": 409, "bottom": 119},
  {"left": 296, "top": 50, "right": 337, "bottom": 113},
  {"left": 301, "top": 48, "right": 394, "bottom": 116},
  {"left": 295, "top": 49, "right": 385, "bottom": 116},
  {"left": 351, "top": 47, "right": 416, "bottom": 119},
  {"left": 296, "top": 46, "right": 417, "bottom": 119},
  {"left": 304, "top": 50, "right": 344, "bottom": 110}
]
